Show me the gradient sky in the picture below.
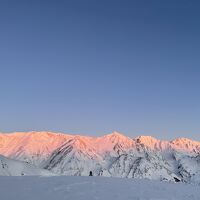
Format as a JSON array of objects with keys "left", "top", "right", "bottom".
[{"left": 0, "top": 0, "right": 200, "bottom": 140}]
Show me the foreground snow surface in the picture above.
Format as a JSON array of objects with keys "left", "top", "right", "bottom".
[{"left": 0, "top": 176, "right": 199, "bottom": 200}]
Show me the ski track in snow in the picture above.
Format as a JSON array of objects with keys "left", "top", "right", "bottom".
[{"left": 0, "top": 176, "right": 199, "bottom": 200}]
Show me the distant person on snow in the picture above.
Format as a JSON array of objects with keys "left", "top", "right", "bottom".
[
  {"left": 99, "top": 169, "right": 103, "bottom": 176},
  {"left": 89, "top": 171, "right": 93, "bottom": 176}
]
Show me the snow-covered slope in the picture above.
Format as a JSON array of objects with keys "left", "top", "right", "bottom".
[
  {"left": 44, "top": 137, "right": 103, "bottom": 176},
  {"left": 0, "top": 131, "right": 200, "bottom": 183},
  {"left": 0, "top": 176, "right": 199, "bottom": 200},
  {"left": 0, "top": 154, "right": 53, "bottom": 176}
]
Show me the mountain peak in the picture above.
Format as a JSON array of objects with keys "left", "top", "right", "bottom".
[
  {"left": 109, "top": 131, "right": 125, "bottom": 137},
  {"left": 170, "top": 137, "right": 200, "bottom": 153},
  {"left": 171, "top": 137, "right": 198, "bottom": 144},
  {"left": 102, "top": 131, "right": 133, "bottom": 144},
  {"left": 134, "top": 136, "right": 169, "bottom": 151},
  {"left": 135, "top": 135, "right": 159, "bottom": 143},
  {"left": 104, "top": 131, "right": 131, "bottom": 139}
]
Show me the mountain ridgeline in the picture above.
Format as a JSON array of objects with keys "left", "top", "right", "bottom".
[{"left": 0, "top": 131, "right": 200, "bottom": 183}]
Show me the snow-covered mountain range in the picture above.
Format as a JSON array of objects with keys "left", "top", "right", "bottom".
[{"left": 0, "top": 131, "right": 200, "bottom": 183}]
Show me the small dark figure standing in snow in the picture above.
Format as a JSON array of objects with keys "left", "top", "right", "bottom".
[
  {"left": 99, "top": 169, "right": 103, "bottom": 176},
  {"left": 89, "top": 171, "right": 93, "bottom": 176}
]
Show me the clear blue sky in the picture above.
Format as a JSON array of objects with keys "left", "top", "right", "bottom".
[{"left": 0, "top": 0, "right": 200, "bottom": 140}]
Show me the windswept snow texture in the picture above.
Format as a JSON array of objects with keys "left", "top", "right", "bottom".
[
  {"left": 1, "top": 131, "right": 200, "bottom": 183},
  {"left": 0, "top": 176, "right": 199, "bottom": 200}
]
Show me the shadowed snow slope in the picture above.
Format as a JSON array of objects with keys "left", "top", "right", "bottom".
[
  {"left": 0, "top": 155, "right": 53, "bottom": 176},
  {"left": 0, "top": 176, "right": 199, "bottom": 200},
  {"left": 0, "top": 131, "right": 200, "bottom": 183}
]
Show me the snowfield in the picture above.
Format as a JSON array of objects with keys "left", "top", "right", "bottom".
[{"left": 0, "top": 176, "right": 199, "bottom": 200}]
